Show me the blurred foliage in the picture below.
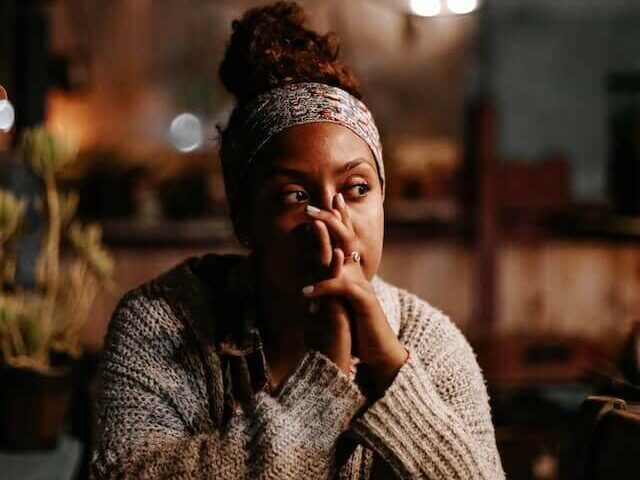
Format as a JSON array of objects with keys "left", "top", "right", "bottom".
[
  {"left": 0, "top": 127, "right": 114, "bottom": 371},
  {"left": 0, "top": 190, "right": 27, "bottom": 288},
  {"left": 20, "top": 126, "right": 77, "bottom": 178},
  {"left": 0, "top": 190, "right": 27, "bottom": 244}
]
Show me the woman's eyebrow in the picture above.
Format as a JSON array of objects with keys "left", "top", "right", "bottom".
[
  {"left": 337, "top": 157, "right": 375, "bottom": 175},
  {"left": 261, "top": 157, "right": 375, "bottom": 181},
  {"left": 261, "top": 166, "right": 308, "bottom": 181}
]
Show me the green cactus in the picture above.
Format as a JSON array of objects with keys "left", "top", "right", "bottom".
[
  {"left": 0, "top": 190, "right": 27, "bottom": 243},
  {"left": 0, "top": 127, "right": 113, "bottom": 371},
  {"left": 0, "top": 190, "right": 27, "bottom": 288},
  {"left": 20, "top": 126, "right": 77, "bottom": 177}
]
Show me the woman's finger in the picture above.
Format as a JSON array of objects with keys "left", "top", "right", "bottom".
[
  {"left": 302, "top": 277, "right": 369, "bottom": 314},
  {"left": 331, "top": 207, "right": 342, "bottom": 222},
  {"left": 330, "top": 247, "right": 344, "bottom": 278},
  {"left": 313, "top": 220, "right": 333, "bottom": 269},
  {"left": 305, "top": 205, "right": 355, "bottom": 252},
  {"left": 333, "top": 193, "right": 352, "bottom": 231}
]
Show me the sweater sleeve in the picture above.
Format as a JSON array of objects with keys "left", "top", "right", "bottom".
[
  {"left": 349, "top": 292, "right": 505, "bottom": 480},
  {"left": 89, "top": 292, "right": 366, "bottom": 480}
]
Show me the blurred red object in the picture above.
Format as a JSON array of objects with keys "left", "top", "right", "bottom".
[
  {"left": 619, "top": 319, "right": 640, "bottom": 387},
  {"left": 475, "top": 335, "right": 604, "bottom": 388},
  {"left": 499, "top": 155, "right": 571, "bottom": 211}
]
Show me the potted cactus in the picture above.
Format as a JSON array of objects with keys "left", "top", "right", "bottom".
[{"left": 0, "top": 127, "right": 113, "bottom": 449}]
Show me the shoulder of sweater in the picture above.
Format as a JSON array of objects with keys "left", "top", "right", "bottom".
[
  {"left": 373, "top": 276, "right": 473, "bottom": 360},
  {"left": 107, "top": 253, "right": 238, "bottom": 343}
]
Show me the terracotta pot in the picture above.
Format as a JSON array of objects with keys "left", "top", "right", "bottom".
[{"left": 0, "top": 364, "right": 73, "bottom": 450}]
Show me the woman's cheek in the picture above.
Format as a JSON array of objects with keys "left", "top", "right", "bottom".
[
  {"left": 353, "top": 203, "right": 384, "bottom": 277},
  {"left": 262, "top": 211, "right": 309, "bottom": 253},
  {"left": 273, "top": 209, "right": 303, "bottom": 234}
]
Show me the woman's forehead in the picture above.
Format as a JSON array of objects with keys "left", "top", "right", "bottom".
[{"left": 261, "top": 122, "right": 375, "bottom": 170}]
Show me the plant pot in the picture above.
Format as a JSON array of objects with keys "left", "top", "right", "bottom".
[{"left": 0, "top": 364, "right": 73, "bottom": 450}]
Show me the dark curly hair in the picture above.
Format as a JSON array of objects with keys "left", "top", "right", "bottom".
[
  {"left": 219, "top": 1, "right": 361, "bottom": 104},
  {"left": 218, "top": 2, "right": 362, "bottom": 245}
]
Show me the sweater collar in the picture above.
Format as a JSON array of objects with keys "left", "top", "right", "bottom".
[{"left": 175, "top": 253, "right": 400, "bottom": 413}]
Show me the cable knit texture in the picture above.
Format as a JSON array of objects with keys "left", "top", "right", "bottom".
[{"left": 90, "top": 253, "right": 504, "bottom": 479}]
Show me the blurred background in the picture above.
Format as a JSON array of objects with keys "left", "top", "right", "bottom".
[{"left": 2, "top": 0, "right": 640, "bottom": 479}]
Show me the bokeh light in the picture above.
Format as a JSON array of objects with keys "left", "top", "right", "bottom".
[
  {"left": 0, "top": 100, "right": 15, "bottom": 132},
  {"left": 410, "top": 0, "right": 442, "bottom": 17},
  {"left": 447, "top": 0, "right": 478, "bottom": 15},
  {"left": 169, "top": 113, "right": 203, "bottom": 153}
]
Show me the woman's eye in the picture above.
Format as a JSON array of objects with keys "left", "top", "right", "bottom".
[
  {"left": 282, "top": 190, "right": 308, "bottom": 204},
  {"left": 345, "top": 182, "right": 371, "bottom": 198}
]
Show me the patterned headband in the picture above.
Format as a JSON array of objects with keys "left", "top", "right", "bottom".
[{"left": 220, "top": 82, "right": 385, "bottom": 213}]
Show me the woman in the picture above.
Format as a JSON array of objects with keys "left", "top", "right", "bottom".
[{"left": 90, "top": 3, "right": 504, "bottom": 479}]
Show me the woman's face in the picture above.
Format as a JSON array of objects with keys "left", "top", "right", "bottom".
[{"left": 241, "top": 122, "right": 384, "bottom": 297}]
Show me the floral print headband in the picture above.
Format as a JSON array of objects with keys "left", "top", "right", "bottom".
[{"left": 220, "top": 82, "right": 385, "bottom": 214}]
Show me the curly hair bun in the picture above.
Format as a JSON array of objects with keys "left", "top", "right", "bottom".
[{"left": 219, "top": 1, "right": 361, "bottom": 104}]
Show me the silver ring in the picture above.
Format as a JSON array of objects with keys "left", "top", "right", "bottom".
[{"left": 348, "top": 251, "right": 361, "bottom": 263}]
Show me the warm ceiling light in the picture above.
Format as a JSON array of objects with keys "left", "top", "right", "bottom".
[
  {"left": 410, "top": 0, "right": 442, "bottom": 17},
  {"left": 447, "top": 0, "right": 478, "bottom": 15}
]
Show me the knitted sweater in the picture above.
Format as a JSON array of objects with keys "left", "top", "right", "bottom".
[{"left": 90, "top": 253, "right": 504, "bottom": 479}]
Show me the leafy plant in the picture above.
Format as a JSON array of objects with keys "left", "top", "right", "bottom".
[
  {"left": 0, "top": 190, "right": 27, "bottom": 288},
  {"left": 0, "top": 127, "right": 114, "bottom": 371}
]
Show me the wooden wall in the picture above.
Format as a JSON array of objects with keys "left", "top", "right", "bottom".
[{"left": 84, "top": 240, "right": 640, "bottom": 351}]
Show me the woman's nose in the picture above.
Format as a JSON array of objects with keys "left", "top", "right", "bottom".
[{"left": 314, "top": 191, "right": 338, "bottom": 212}]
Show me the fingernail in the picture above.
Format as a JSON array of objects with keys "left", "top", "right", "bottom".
[
  {"left": 302, "top": 285, "right": 314, "bottom": 295},
  {"left": 337, "top": 193, "right": 345, "bottom": 208},
  {"left": 305, "top": 205, "right": 321, "bottom": 214}
]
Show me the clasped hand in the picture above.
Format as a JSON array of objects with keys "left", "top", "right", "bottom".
[{"left": 301, "top": 193, "right": 408, "bottom": 398}]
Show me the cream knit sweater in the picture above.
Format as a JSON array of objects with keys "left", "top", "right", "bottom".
[{"left": 90, "top": 254, "right": 504, "bottom": 479}]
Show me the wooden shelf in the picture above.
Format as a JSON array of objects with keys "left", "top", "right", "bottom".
[
  {"left": 97, "top": 203, "right": 640, "bottom": 248},
  {"left": 101, "top": 217, "right": 238, "bottom": 248}
]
